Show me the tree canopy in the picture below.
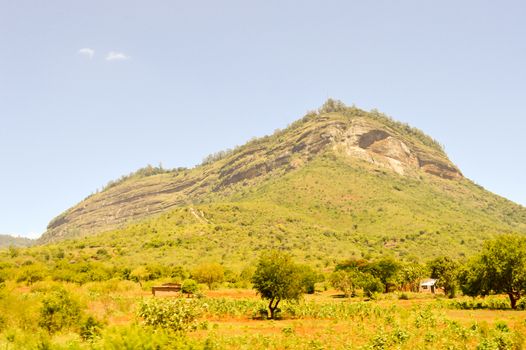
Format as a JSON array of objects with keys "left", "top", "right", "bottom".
[
  {"left": 428, "top": 256, "right": 459, "bottom": 298},
  {"left": 192, "top": 262, "right": 225, "bottom": 290},
  {"left": 460, "top": 234, "right": 526, "bottom": 309},
  {"left": 251, "top": 250, "right": 303, "bottom": 319}
]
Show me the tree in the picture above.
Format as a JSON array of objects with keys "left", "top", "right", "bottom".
[
  {"left": 428, "top": 257, "right": 459, "bottom": 298},
  {"left": 399, "top": 261, "right": 427, "bottom": 292},
  {"left": 330, "top": 270, "right": 358, "bottom": 297},
  {"left": 192, "top": 262, "right": 224, "bottom": 290},
  {"left": 297, "top": 264, "right": 322, "bottom": 294},
  {"left": 460, "top": 234, "right": 526, "bottom": 309},
  {"left": 369, "top": 257, "right": 402, "bottom": 293},
  {"left": 360, "top": 273, "right": 384, "bottom": 298},
  {"left": 335, "top": 258, "right": 369, "bottom": 272},
  {"left": 318, "top": 98, "right": 347, "bottom": 114},
  {"left": 130, "top": 266, "right": 152, "bottom": 287},
  {"left": 251, "top": 250, "right": 302, "bottom": 319}
]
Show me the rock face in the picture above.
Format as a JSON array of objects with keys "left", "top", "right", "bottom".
[
  {"left": 339, "top": 119, "right": 461, "bottom": 178},
  {"left": 39, "top": 108, "right": 463, "bottom": 243}
]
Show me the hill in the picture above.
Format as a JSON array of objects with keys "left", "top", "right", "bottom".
[
  {"left": 0, "top": 234, "right": 34, "bottom": 248},
  {"left": 34, "top": 100, "right": 526, "bottom": 266}
]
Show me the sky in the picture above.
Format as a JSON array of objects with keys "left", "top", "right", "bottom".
[{"left": 1, "top": 0, "right": 525, "bottom": 238}]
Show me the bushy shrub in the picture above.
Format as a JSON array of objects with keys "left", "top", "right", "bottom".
[
  {"left": 182, "top": 279, "right": 199, "bottom": 296},
  {"left": 137, "top": 298, "right": 205, "bottom": 332},
  {"left": 79, "top": 315, "right": 103, "bottom": 341},
  {"left": 16, "top": 266, "right": 45, "bottom": 286},
  {"left": 38, "top": 288, "right": 82, "bottom": 333}
]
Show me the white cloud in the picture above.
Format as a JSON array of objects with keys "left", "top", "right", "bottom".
[
  {"left": 106, "top": 51, "right": 130, "bottom": 61},
  {"left": 78, "top": 48, "right": 95, "bottom": 59}
]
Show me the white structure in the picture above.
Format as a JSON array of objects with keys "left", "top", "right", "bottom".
[{"left": 420, "top": 278, "right": 438, "bottom": 293}]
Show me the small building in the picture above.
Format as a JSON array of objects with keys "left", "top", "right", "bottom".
[{"left": 419, "top": 278, "right": 438, "bottom": 293}]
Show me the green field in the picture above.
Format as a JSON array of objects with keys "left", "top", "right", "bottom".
[{"left": 0, "top": 280, "right": 525, "bottom": 349}]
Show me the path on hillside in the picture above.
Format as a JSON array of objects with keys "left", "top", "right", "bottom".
[{"left": 189, "top": 207, "right": 211, "bottom": 224}]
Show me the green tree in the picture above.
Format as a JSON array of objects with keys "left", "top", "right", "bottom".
[
  {"left": 399, "top": 261, "right": 427, "bottom": 292},
  {"left": 251, "top": 250, "right": 302, "bottom": 319},
  {"left": 360, "top": 273, "right": 384, "bottom": 298},
  {"left": 129, "top": 266, "right": 152, "bottom": 287},
  {"left": 428, "top": 256, "right": 459, "bottom": 298},
  {"left": 335, "top": 258, "right": 369, "bottom": 272},
  {"left": 192, "top": 262, "right": 225, "bottom": 290},
  {"left": 333, "top": 258, "right": 386, "bottom": 297},
  {"left": 460, "top": 234, "right": 526, "bottom": 309},
  {"left": 297, "top": 264, "right": 322, "bottom": 294},
  {"left": 369, "top": 257, "right": 402, "bottom": 293},
  {"left": 330, "top": 270, "right": 360, "bottom": 297}
]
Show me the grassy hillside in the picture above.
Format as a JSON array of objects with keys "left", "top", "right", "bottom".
[{"left": 10, "top": 150, "right": 523, "bottom": 277}]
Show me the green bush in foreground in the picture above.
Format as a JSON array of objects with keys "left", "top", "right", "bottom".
[{"left": 39, "top": 288, "right": 82, "bottom": 333}]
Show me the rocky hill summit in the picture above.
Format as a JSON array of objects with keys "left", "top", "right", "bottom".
[{"left": 39, "top": 100, "right": 522, "bottom": 245}]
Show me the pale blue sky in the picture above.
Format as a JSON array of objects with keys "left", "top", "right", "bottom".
[{"left": 1, "top": 1, "right": 525, "bottom": 238}]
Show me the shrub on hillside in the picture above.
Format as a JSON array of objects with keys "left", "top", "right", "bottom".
[{"left": 16, "top": 265, "right": 45, "bottom": 286}]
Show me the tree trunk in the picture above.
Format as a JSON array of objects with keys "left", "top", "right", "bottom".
[
  {"left": 508, "top": 292, "right": 520, "bottom": 309},
  {"left": 268, "top": 297, "right": 281, "bottom": 319}
]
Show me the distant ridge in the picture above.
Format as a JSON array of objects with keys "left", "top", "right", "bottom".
[{"left": 0, "top": 234, "right": 34, "bottom": 248}]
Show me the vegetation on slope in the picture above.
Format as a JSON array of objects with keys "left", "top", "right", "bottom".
[
  {"left": 5, "top": 151, "right": 524, "bottom": 282},
  {"left": 1, "top": 236, "right": 526, "bottom": 349}
]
